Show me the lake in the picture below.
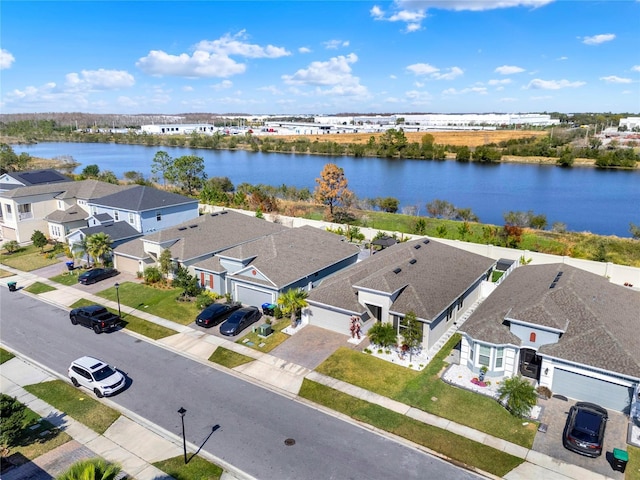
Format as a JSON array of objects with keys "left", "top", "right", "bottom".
[{"left": 13, "top": 142, "right": 640, "bottom": 238}]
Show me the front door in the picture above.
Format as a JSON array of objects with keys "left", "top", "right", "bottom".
[{"left": 519, "top": 348, "right": 541, "bottom": 380}]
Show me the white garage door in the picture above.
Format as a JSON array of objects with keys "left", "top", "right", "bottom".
[
  {"left": 552, "top": 368, "right": 633, "bottom": 412},
  {"left": 235, "top": 284, "right": 273, "bottom": 308}
]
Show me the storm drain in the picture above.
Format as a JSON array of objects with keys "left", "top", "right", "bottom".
[{"left": 284, "top": 438, "right": 295, "bottom": 446}]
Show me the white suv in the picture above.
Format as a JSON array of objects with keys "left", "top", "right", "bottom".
[{"left": 68, "top": 356, "right": 126, "bottom": 398}]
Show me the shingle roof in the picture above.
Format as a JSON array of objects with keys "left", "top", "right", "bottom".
[
  {"left": 215, "top": 225, "right": 360, "bottom": 288},
  {"left": 308, "top": 239, "right": 496, "bottom": 320},
  {"left": 113, "top": 237, "right": 149, "bottom": 259},
  {"left": 129, "top": 210, "right": 286, "bottom": 262},
  {"left": 90, "top": 186, "right": 197, "bottom": 212},
  {"left": 4, "top": 169, "right": 70, "bottom": 186},
  {"left": 78, "top": 221, "right": 143, "bottom": 243},
  {"left": 461, "top": 264, "right": 640, "bottom": 378},
  {"left": 0, "top": 179, "right": 130, "bottom": 200},
  {"left": 45, "top": 206, "right": 87, "bottom": 223}
]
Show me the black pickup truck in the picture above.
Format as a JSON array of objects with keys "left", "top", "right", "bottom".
[{"left": 69, "top": 305, "right": 121, "bottom": 334}]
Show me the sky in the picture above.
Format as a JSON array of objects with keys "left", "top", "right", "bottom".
[{"left": 1, "top": 0, "right": 639, "bottom": 115}]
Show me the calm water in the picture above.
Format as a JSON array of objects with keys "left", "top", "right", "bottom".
[{"left": 14, "top": 142, "right": 640, "bottom": 237}]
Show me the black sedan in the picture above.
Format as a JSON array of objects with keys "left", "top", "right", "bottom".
[
  {"left": 195, "top": 303, "right": 241, "bottom": 328},
  {"left": 78, "top": 268, "right": 118, "bottom": 285},
  {"left": 219, "top": 306, "right": 261, "bottom": 336},
  {"left": 563, "top": 402, "right": 608, "bottom": 457}
]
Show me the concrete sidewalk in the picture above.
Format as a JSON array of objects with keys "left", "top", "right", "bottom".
[{"left": 0, "top": 264, "right": 619, "bottom": 480}]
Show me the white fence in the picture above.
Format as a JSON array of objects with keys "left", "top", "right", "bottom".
[{"left": 199, "top": 204, "right": 640, "bottom": 288}]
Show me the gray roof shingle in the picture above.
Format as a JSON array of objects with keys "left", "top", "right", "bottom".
[
  {"left": 461, "top": 264, "right": 640, "bottom": 378},
  {"left": 45, "top": 206, "right": 87, "bottom": 223},
  {"left": 90, "top": 186, "right": 197, "bottom": 212},
  {"left": 308, "top": 239, "right": 496, "bottom": 320},
  {"left": 78, "top": 221, "right": 143, "bottom": 243}
]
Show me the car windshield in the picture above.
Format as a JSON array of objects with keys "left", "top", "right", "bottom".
[
  {"left": 571, "top": 410, "right": 602, "bottom": 442},
  {"left": 92, "top": 365, "right": 116, "bottom": 381}
]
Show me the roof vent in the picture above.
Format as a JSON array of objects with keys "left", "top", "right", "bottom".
[
  {"left": 549, "top": 282, "right": 557, "bottom": 289},
  {"left": 178, "top": 227, "right": 187, "bottom": 231},
  {"left": 414, "top": 244, "right": 421, "bottom": 249},
  {"left": 210, "top": 213, "right": 218, "bottom": 217},
  {"left": 409, "top": 259, "right": 417, "bottom": 265},
  {"left": 393, "top": 268, "right": 402, "bottom": 274},
  {"left": 189, "top": 224, "right": 197, "bottom": 228},
  {"left": 220, "top": 211, "right": 228, "bottom": 215},
  {"left": 423, "top": 239, "right": 430, "bottom": 245}
]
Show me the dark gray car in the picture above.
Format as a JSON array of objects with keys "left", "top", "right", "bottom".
[
  {"left": 219, "top": 306, "right": 261, "bottom": 336},
  {"left": 563, "top": 402, "right": 608, "bottom": 457}
]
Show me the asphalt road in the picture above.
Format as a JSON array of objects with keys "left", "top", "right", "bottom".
[{"left": 0, "top": 290, "right": 483, "bottom": 480}]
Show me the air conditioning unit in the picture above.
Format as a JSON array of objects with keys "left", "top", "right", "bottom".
[{"left": 257, "top": 323, "right": 272, "bottom": 337}]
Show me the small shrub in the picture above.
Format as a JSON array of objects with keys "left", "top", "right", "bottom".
[
  {"left": 144, "top": 266, "right": 162, "bottom": 284},
  {"left": 377, "top": 348, "right": 383, "bottom": 354},
  {"left": 196, "top": 294, "right": 214, "bottom": 308},
  {"left": 536, "top": 386, "right": 552, "bottom": 399},
  {"left": 363, "top": 348, "right": 372, "bottom": 354}
]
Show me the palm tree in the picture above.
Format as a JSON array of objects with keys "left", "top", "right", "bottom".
[
  {"left": 497, "top": 375, "right": 538, "bottom": 418},
  {"left": 56, "top": 458, "right": 121, "bottom": 480},
  {"left": 277, "top": 288, "right": 308, "bottom": 328},
  {"left": 85, "top": 233, "right": 113, "bottom": 267},
  {"left": 367, "top": 322, "right": 397, "bottom": 349},
  {"left": 71, "top": 236, "right": 91, "bottom": 267}
]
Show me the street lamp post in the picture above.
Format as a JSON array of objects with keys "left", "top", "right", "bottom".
[
  {"left": 178, "top": 407, "right": 187, "bottom": 464},
  {"left": 114, "top": 282, "right": 121, "bottom": 318}
]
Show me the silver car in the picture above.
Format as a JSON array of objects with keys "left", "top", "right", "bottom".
[{"left": 68, "top": 356, "right": 126, "bottom": 398}]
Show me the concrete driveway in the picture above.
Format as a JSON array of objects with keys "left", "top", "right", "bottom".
[{"left": 532, "top": 395, "right": 629, "bottom": 478}]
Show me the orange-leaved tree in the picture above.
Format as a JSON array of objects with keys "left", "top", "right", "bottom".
[{"left": 314, "top": 163, "right": 352, "bottom": 219}]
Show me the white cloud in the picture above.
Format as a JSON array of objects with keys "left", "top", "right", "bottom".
[
  {"left": 1, "top": 49, "right": 15, "bottom": 69},
  {"left": 211, "top": 80, "right": 233, "bottom": 90},
  {"left": 495, "top": 65, "right": 525, "bottom": 75},
  {"left": 323, "top": 39, "right": 350, "bottom": 50},
  {"left": 600, "top": 75, "right": 632, "bottom": 84},
  {"left": 414, "top": 81, "right": 425, "bottom": 87},
  {"left": 557, "top": 56, "right": 568, "bottom": 61},
  {"left": 582, "top": 33, "right": 615, "bottom": 45},
  {"left": 631, "top": 65, "right": 640, "bottom": 72},
  {"left": 442, "top": 86, "right": 488, "bottom": 95},
  {"left": 396, "top": 0, "right": 554, "bottom": 11},
  {"left": 405, "top": 90, "right": 433, "bottom": 105},
  {"left": 137, "top": 31, "right": 290, "bottom": 78},
  {"left": 182, "top": 85, "right": 193, "bottom": 92},
  {"left": 389, "top": 10, "right": 426, "bottom": 22},
  {"left": 390, "top": 74, "right": 397, "bottom": 79},
  {"left": 488, "top": 79, "right": 512, "bottom": 85},
  {"left": 65, "top": 69, "right": 135, "bottom": 90},
  {"left": 299, "top": 47, "right": 312, "bottom": 54},
  {"left": 370, "top": 5, "right": 385, "bottom": 18},
  {"left": 499, "top": 97, "right": 518, "bottom": 102},
  {"left": 258, "top": 85, "right": 283, "bottom": 95},
  {"left": 525, "top": 78, "right": 586, "bottom": 90},
  {"left": 406, "top": 63, "right": 462, "bottom": 80}
]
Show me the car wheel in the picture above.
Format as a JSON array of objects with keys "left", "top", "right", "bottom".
[
  {"left": 70, "top": 315, "right": 78, "bottom": 325},
  {"left": 94, "top": 388, "right": 103, "bottom": 398},
  {"left": 71, "top": 377, "right": 79, "bottom": 387},
  {"left": 93, "top": 325, "right": 102, "bottom": 334}
]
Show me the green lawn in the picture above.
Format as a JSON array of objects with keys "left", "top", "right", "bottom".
[
  {"left": 49, "top": 271, "right": 81, "bottom": 286},
  {"left": 0, "top": 268, "right": 15, "bottom": 278},
  {"left": 96, "top": 282, "right": 201, "bottom": 325},
  {"left": 209, "top": 347, "right": 255, "bottom": 368},
  {"left": 24, "top": 380, "right": 120, "bottom": 434},
  {"left": 1, "top": 347, "right": 15, "bottom": 364},
  {"left": 24, "top": 281, "right": 57, "bottom": 294},
  {"left": 236, "top": 319, "right": 290, "bottom": 352},
  {"left": 628, "top": 446, "right": 640, "bottom": 480},
  {"left": 4, "top": 402, "right": 72, "bottom": 466},
  {"left": 0, "top": 245, "right": 64, "bottom": 271},
  {"left": 70, "top": 298, "right": 178, "bottom": 340},
  {"left": 299, "top": 380, "right": 523, "bottom": 477},
  {"left": 153, "top": 455, "right": 223, "bottom": 480},
  {"left": 315, "top": 335, "right": 537, "bottom": 448}
]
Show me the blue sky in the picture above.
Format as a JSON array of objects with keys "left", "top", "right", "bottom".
[{"left": 1, "top": 0, "right": 639, "bottom": 115}]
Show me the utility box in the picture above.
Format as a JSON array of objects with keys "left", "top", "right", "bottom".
[
  {"left": 257, "top": 323, "right": 273, "bottom": 337},
  {"left": 612, "top": 448, "right": 628, "bottom": 473}
]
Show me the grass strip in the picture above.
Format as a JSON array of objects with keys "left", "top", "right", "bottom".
[
  {"left": 1, "top": 347, "right": 15, "bottom": 364},
  {"left": 236, "top": 319, "right": 290, "bottom": 353},
  {"left": 0, "top": 268, "right": 15, "bottom": 278},
  {"left": 209, "top": 347, "right": 254, "bottom": 369},
  {"left": 299, "top": 379, "right": 523, "bottom": 477},
  {"left": 49, "top": 271, "right": 80, "bottom": 286},
  {"left": 316, "top": 335, "right": 537, "bottom": 448},
  {"left": 628, "top": 446, "right": 640, "bottom": 480},
  {"left": 24, "top": 380, "right": 120, "bottom": 434},
  {"left": 70, "top": 298, "right": 178, "bottom": 340},
  {"left": 5, "top": 403, "right": 72, "bottom": 464},
  {"left": 24, "top": 281, "right": 57, "bottom": 294},
  {"left": 0, "top": 245, "right": 62, "bottom": 271},
  {"left": 153, "top": 455, "right": 223, "bottom": 480}
]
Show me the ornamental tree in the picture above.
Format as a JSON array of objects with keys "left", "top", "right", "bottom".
[{"left": 314, "top": 163, "right": 352, "bottom": 219}]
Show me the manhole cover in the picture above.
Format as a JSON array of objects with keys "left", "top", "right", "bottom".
[{"left": 284, "top": 438, "right": 295, "bottom": 446}]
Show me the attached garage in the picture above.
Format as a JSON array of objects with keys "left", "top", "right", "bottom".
[
  {"left": 235, "top": 284, "right": 273, "bottom": 308},
  {"left": 552, "top": 367, "right": 634, "bottom": 412},
  {"left": 114, "top": 255, "right": 141, "bottom": 275}
]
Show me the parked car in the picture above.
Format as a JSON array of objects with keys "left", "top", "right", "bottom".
[
  {"left": 78, "top": 267, "right": 118, "bottom": 285},
  {"left": 70, "top": 304, "right": 121, "bottom": 333},
  {"left": 196, "top": 303, "right": 241, "bottom": 328},
  {"left": 219, "top": 306, "right": 261, "bottom": 336},
  {"left": 563, "top": 402, "right": 608, "bottom": 457},
  {"left": 68, "top": 356, "right": 126, "bottom": 398}
]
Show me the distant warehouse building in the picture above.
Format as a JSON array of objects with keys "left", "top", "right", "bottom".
[{"left": 140, "top": 124, "right": 218, "bottom": 135}]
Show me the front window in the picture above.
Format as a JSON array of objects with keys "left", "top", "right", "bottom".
[
  {"left": 114, "top": 211, "right": 119, "bottom": 221},
  {"left": 156, "top": 211, "right": 162, "bottom": 221},
  {"left": 129, "top": 212, "right": 134, "bottom": 224},
  {"left": 479, "top": 345, "right": 491, "bottom": 367},
  {"left": 495, "top": 347, "right": 504, "bottom": 368},
  {"left": 18, "top": 204, "right": 31, "bottom": 214}
]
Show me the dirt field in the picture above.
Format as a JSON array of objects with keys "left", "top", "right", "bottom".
[{"left": 276, "top": 130, "right": 547, "bottom": 147}]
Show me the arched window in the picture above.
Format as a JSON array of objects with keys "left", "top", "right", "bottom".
[{"left": 529, "top": 332, "right": 536, "bottom": 342}]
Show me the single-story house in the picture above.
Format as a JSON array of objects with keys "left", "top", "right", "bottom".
[
  {"left": 459, "top": 263, "right": 640, "bottom": 412},
  {"left": 113, "top": 210, "right": 286, "bottom": 275},
  {"left": 193, "top": 225, "right": 360, "bottom": 307},
  {"left": 303, "top": 238, "right": 496, "bottom": 348}
]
